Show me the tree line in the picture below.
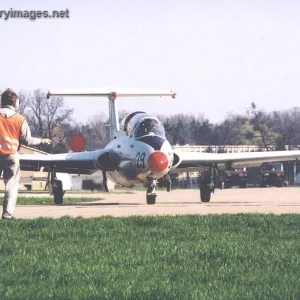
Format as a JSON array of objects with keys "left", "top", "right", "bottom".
[{"left": 5, "top": 89, "right": 300, "bottom": 153}]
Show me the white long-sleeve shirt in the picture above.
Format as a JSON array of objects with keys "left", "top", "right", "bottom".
[{"left": 0, "top": 106, "right": 43, "bottom": 146}]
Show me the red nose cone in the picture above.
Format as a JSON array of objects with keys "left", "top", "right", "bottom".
[{"left": 148, "top": 151, "right": 169, "bottom": 173}]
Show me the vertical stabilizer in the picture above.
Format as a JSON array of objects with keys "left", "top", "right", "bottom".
[{"left": 108, "top": 93, "right": 120, "bottom": 140}]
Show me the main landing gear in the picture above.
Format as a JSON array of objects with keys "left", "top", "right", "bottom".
[
  {"left": 48, "top": 169, "right": 64, "bottom": 205},
  {"left": 199, "top": 165, "right": 219, "bottom": 202},
  {"left": 102, "top": 171, "right": 109, "bottom": 192}
]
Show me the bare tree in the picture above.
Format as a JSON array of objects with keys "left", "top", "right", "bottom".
[
  {"left": 24, "top": 89, "right": 73, "bottom": 139},
  {"left": 87, "top": 113, "right": 109, "bottom": 149},
  {"left": 65, "top": 113, "right": 109, "bottom": 151},
  {"left": 18, "top": 90, "right": 30, "bottom": 115}
]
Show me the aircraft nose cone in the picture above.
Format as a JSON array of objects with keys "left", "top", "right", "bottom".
[{"left": 148, "top": 151, "right": 169, "bottom": 173}]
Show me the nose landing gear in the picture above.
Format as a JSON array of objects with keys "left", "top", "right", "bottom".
[{"left": 146, "top": 181, "right": 157, "bottom": 205}]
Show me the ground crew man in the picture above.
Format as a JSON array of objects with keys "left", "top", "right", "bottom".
[{"left": 0, "top": 89, "right": 51, "bottom": 219}]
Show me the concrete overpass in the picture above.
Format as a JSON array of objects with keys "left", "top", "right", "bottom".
[{"left": 172, "top": 145, "right": 297, "bottom": 153}]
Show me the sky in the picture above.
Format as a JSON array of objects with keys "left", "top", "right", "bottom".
[{"left": 0, "top": 0, "right": 300, "bottom": 124}]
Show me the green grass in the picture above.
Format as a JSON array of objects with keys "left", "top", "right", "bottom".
[
  {"left": 16, "top": 197, "right": 102, "bottom": 205},
  {"left": 16, "top": 190, "right": 135, "bottom": 195},
  {"left": 0, "top": 215, "right": 300, "bottom": 299}
]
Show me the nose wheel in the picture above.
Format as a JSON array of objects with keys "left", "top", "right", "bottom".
[
  {"left": 146, "top": 182, "right": 157, "bottom": 205},
  {"left": 146, "top": 189, "right": 157, "bottom": 204}
]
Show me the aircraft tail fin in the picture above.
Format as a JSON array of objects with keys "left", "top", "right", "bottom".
[
  {"left": 47, "top": 88, "right": 176, "bottom": 141},
  {"left": 47, "top": 88, "right": 176, "bottom": 99}
]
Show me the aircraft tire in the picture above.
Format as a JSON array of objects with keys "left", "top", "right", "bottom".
[
  {"left": 53, "top": 180, "right": 64, "bottom": 205},
  {"left": 200, "top": 187, "right": 211, "bottom": 202},
  {"left": 146, "top": 194, "right": 156, "bottom": 205}
]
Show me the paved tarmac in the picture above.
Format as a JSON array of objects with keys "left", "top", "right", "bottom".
[{"left": 13, "top": 187, "right": 300, "bottom": 219}]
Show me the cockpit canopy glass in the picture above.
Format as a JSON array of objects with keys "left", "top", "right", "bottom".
[{"left": 133, "top": 118, "right": 165, "bottom": 139}]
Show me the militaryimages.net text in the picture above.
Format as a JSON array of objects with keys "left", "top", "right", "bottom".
[{"left": 0, "top": 8, "right": 70, "bottom": 20}]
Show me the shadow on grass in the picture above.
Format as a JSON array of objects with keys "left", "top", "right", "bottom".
[
  {"left": 59, "top": 202, "right": 140, "bottom": 206},
  {"left": 19, "top": 201, "right": 142, "bottom": 207}
]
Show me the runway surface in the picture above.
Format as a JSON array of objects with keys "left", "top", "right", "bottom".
[{"left": 13, "top": 187, "right": 300, "bottom": 219}]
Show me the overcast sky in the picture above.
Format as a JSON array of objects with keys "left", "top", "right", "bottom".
[{"left": 1, "top": 0, "right": 300, "bottom": 124}]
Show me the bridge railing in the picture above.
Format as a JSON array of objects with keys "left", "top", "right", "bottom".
[{"left": 172, "top": 145, "right": 300, "bottom": 153}]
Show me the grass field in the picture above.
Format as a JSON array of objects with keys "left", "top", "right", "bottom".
[
  {"left": 16, "top": 197, "right": 101, "bottom": 205},
  {"left": 0, "top": 215, "right": 300, "bottom": 299}
]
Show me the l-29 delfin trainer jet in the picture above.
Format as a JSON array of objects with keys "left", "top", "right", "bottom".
[{"left": 20, "top": 88, "right": 300, "bottom": 205}]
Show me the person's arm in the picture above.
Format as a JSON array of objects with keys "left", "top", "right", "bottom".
[{"left": 20, "top": 119, "right": 51, "bottom": 146}]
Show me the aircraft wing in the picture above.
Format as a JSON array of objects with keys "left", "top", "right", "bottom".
[
  {"left": 20, "top": 150, "right": 106, "bottom": 175},
  {"left": 174, "top": 150, "right": 300, "bottom": 170}
]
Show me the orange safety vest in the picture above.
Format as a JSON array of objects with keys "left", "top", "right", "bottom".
[{"left": 0, "top": 113, "right": 25, "bottom": 154}]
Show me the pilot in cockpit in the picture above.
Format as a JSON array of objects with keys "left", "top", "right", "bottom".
[{"left": 133, "top": 118, "right": 165, "bottom": 139}]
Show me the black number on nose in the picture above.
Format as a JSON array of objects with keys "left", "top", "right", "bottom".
[{"left": 136, "top": 152, "right": 145, "bottom": 168}]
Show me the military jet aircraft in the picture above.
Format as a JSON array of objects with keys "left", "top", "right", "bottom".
[{"left": 20, "top": 88, "right": 300, "bottom": 204}]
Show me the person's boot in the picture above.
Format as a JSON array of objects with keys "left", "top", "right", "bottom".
[{"left": 2, "top": 214, "right": 16, "bottom": 220}]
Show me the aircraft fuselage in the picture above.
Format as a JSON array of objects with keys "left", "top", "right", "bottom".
[{"left": 105, "top": 135, "right": 174, "bottom": 186}]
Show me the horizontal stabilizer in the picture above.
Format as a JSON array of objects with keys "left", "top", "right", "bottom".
[{"left": 47, "top": 88, "right": 176, "bottom": 99}]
